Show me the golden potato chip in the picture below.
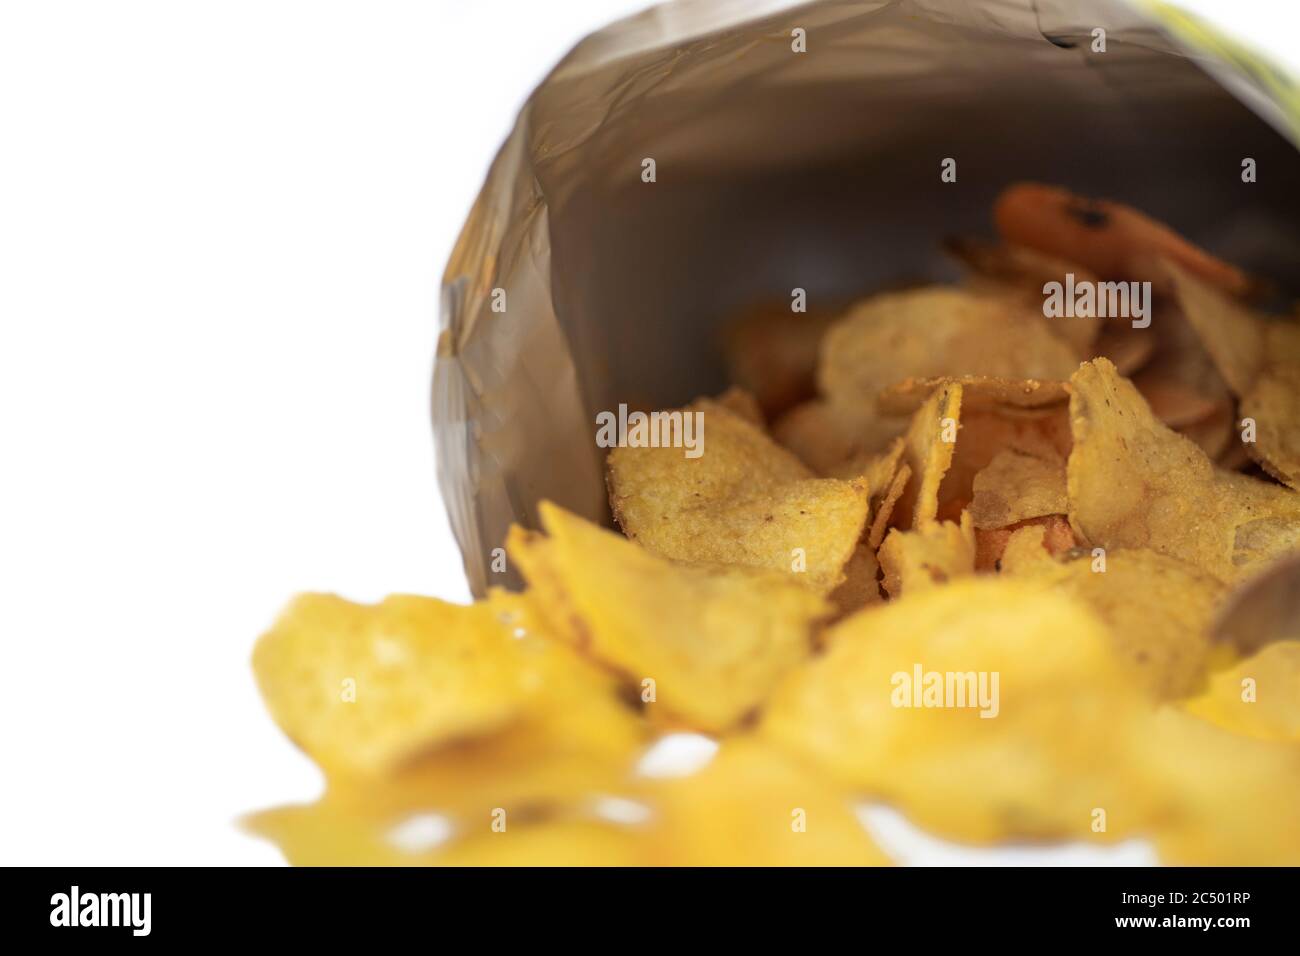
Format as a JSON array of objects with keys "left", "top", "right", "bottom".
[
  {"left": 608, "top": 399, "right": 869, "bottom": 593},
  {"left": 1165, "top": 260, "right": 1300, "bottom": 488},
  {"left": 720, "top": 301, "right": 837, "bottom": 417},
  {"left": 1003, "top": 548, "right": 1225, "bottom": 699},
  {"left": 1240, "top": 367, "right": 1300, "bottom": 487},
  {"left": 1133, "top": 708, "right": 1300, "bottom": 866},
  {"left": 937, "top": 403, "right": 1071, "bottom": 520},
  {"left": 1066, "top": 358, "right": 1300, "bottom": 582},
  {"left": 996, "top": 522, "right": 1052, "bottom": 571},
  {"left": 1183, "top": 641, "right": 1300, "bottom": 742},
  {"left": 772, "top": 397, "right": 905, "bottom": 475},
  {"left": 857, "top": 436, "right": 906, "bottom": 493},
  {"left": 994, "top": 182, "right": 1251, "bottom": 295},
  {"left": 647, "top": 740, "right": 890, "bottom": 866},
  {"left": 969, "top": 449, "right": 1067, "bottom": 530},
  {"left": 878, "top": 375, "right": 1066, "bottom": 417},
  {"left": 252, "top": 594, "right": 533, "bottom": 775},
  {"left": 511, "top": 502, "right": 827, "bottom": 732},
  {"left": 877, "top": 512, "right": 975, "bottom": 599},
  {"left": 866, "top": 463, "right": 911, "bottom": 550},
  {"left": 894, "top": 380, "right": 962, "bottom": 529},
  {"left": 764, "top": 578, "right": 1153, "bottom": 842},
  {"left": 818, "top": 288, "right": 1080, "bottom": 410},
  {"left": 712, "top": 384, "right": 765, "bottom": 427},
  {"left": 945, "top": 237, "right": 1103, "bottom": 353}
]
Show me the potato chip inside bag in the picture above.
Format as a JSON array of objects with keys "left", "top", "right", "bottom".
[
  {"left": 712, "top": 384, "right": 765, "bottom": 427},
  {"left": 937, "top": 401, "right": 1071, "bottom": 521},
  {"left": 764, "top": 578, "right": 1156, "bottom": 842},
  {"left": 1066, "top": 358, "right": 1300, "bottom": 582},
  {"left": 1166, "top": 260, "right": 1300, "bottom": 489},
  {"left": 969, "top": 449, "right": 1067, "bottom": 530},
  {"left": 894, "top": 380, "right": 962, "bottom": 530},
  {"left": 878, "top": 375, "right": 1066, "bottom": 417},
  {"left": 510, "top": 502, "right": 828, "bottom": 732},
  {"left": 608, "top": 398, "right": 869, "bottom": 594},
  {"left": 772, "top": 397, "right": 906, "bottom": 476},
  {"left": 877, "top": 512, "right": 975, "bottom": 599},
  {"left": 818, "top": 289, "right": 1080, "bottom": 419},
  {"left": 945, "top": 238, "right": 1103, "bottom": 354},
  {"left": 866, "top": 463, "right": 911, "bottom": 550},
  {"left": 1183, "top": 641, "right": 1300, "bottom": 742}
]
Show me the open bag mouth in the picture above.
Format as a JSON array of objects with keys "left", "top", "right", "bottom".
[{"left": 433, "top": 0, "right": 1300, "bottom": 595}]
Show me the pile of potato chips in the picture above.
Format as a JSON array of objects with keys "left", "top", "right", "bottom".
[{"left": 249, "top": 183, "right": 1300, "bottom": 865}]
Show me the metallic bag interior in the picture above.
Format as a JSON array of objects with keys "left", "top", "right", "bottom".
[{"left": 434, "top": 0, "right": 1300, "bottom": 595}]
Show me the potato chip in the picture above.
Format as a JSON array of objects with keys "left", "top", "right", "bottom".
[
  {"left": 945, "top": 237, "right": 1103, "bottom": 353},
  {"left": 996, "top": 522, "right": 1051, "bottom": 571},
  {"left": 878, "top": 375, "right": 1067, "bottom": 417},
  {"left": 818, "top": 288, "right": 1080, "bottom": 410},
  {"left": 994, "top": 182, "right": 1251, "bottom": 295},
  {"left": 511, "top": 502, "right": 827, "bottom": 732},
  {"left": 764, "top": 578, "right": 1153, "bottom": 842},
  {"left": 712, "top": 384, "right": 765, "bottom": 427},
  {"left": 877, "top": 512, "right": 975, "bottom": 599},
  {"left": 866, "top": 463, "right": 911, "bottom": 550},
  {"left": 894, "top": 380, "right": 962, "bottom": 530},
  {"left": 969, "top": 449, "right": 1067, "bottom": 530},
  {"left": 1183, "top": 641, "right": 1300, "bottom": 742},
  {"left": 608, "top": 398, "right": 870, "bottom": 593},
  {"left": 647, "top": 740, "right": 890, "bottom": 866},
  {"left": 772, "top": 397, "right": 905, "bottom": 475},
  {"left": 1166, "top": 260, "right": 1300, "bottom": 488},
  {"left": 720, "top": 301, "right": 837, "bottom": 417},
  {"left": 1003, "top": 548, "right": 1226, "bottom": 699},
  {"left": 252, "top": 594, "right": 533, "bottom": 775},
  {"left": 1066, "top": 358, "right": 1300, "bottom": 582},
  {"left": 937, "top": 401, "right": 1071, "bottom": 525}
]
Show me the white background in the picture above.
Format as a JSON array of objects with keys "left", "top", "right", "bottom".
[{"left": 0, "top": 0, "right": 1293, "bottom": 865}]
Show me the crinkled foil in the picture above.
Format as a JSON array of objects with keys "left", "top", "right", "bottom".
[{"left": 434, "top": 0, "right": 1300, "bottom": 595}]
